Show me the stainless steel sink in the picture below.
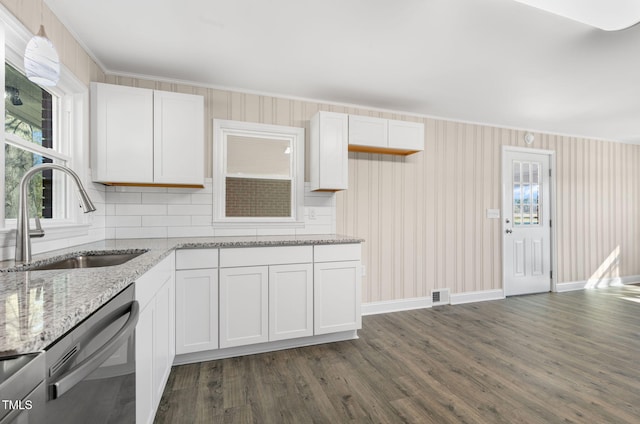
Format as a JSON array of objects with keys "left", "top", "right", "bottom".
[{"left": 1, "top": 249, "right": 148, "bottom": 272}]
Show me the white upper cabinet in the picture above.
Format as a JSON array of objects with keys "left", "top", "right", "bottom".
[
  {"left": 308, "top": 112, "right": 424, "bottom": 192},
  {"left": 153, "top": 91, "right": 205, "bottom": 185},
  {"left": 91, "top": 82, "right": 204, "bottom": 187},
  {"left": 91, "top": 83, "right": 154, "bottom": 184},
  {"left": 348, "top": 115, "right": 388, "bottom": 149},
  {"left": 388, "top": 119, "right": 425, "bottom": 152},
  {"left": 310, "top": 111, "right": 349, "bottom": 192},
  {"left": 348, "top": 114, "right": 424, "bottom": 155}
]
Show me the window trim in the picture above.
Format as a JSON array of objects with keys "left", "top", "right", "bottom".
[
  {"left": 213, "top": 119, "right": 305, "bottom": 227},
  {"left": 0, "top": 8, "right": 91, "bottom": 233}
]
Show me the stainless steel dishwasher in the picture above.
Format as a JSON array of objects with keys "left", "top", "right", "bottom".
[
  {"left": 44, "top": 285, "right": 138, "bottom": 423},
  {"left": 0, "top": 352, "right": 46, "bottom": 424}
]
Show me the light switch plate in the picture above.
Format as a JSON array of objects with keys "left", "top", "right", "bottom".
[{"left": 486, "top": 209, "right": 500, "bottom": 219}]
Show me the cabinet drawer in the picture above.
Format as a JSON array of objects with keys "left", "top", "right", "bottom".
[
  {"left": 314, "top": 243, "right": 361, "bottom": 262},
  {"left": 220, "top": 246, "right": 312, "bottom": 267},
  {"left": 176, "top": 249, "right": 219, "bottom": 270}
]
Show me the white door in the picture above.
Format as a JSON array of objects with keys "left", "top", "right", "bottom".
[{"left": 502, "top": 149, "right": 551, "bottom": 296}]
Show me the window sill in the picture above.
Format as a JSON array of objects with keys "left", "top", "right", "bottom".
[
  {"left": 212, "top": 220, "right": 305, "bottom": 229},
  {"left": 0, "top": 222, "right": 92, "bottom": 238}
]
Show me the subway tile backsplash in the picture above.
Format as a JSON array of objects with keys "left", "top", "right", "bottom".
[{"left": 104, "top": 180, "right": 336, "bottom": 238}]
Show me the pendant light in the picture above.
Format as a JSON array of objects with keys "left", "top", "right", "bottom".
[{"left": 24, "top": 25, "right": 60, "bottom": 86}]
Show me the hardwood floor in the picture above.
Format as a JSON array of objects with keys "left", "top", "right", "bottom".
[{"left": 154, "top": 285, "right": 640, "bottom": 423}]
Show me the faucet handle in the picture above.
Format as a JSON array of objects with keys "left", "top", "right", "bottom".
[{"left": 30, "top": 215, "right": 45, "bottom": 238}]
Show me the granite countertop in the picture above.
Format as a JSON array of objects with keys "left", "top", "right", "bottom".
[{"left": 0, "top": 234, "right": 363, "bottom": 357}]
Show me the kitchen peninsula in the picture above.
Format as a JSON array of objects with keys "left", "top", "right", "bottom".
[{"left": 0, "top": 234, "right": 363, "bottom": 356}]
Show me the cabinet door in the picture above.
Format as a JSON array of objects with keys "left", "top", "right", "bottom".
[
  {"left": 91, "top": 82, "right": 154, "bottom": 183},
  {"left": 135, "top": 253, "right": 174, "bottom": 424},
  {"left": 136, "top": 303, "right": 154, "bottom": 424},
  {"left": 175, "top": 269, "right": 219, "bottom": 354},
  {"left": 310, "top": 111, "right": 348, "bottom": 191},
  {"left": 152, "top": 276, "right": 174, "bottom": 407},
  {"left": 388, "top": 119, "right": 424, "bottom": 152},
  {"left": 219, "top": 266, "right": 269, "bottom": 348},
  {"left": 269, "top": 263, "right": 313, "bottom": 341},
  {"left": 314, "top": 261, "right": 362, "bottom": 335},
  {"left": 153, "top": 91, "right": 205, "bottom": 185},
  {"left": 348, "top": 115, "right": 388, "bottom": 149}
]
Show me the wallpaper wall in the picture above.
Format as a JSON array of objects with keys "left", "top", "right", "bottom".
[
  {"left": 4, "top": 0, "right": 640, "bottom": 303},
  {"left": 337, "top": 122, "right": 640, "bottom": 303}
]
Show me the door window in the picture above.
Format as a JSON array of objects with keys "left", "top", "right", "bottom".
[{"left": 512, "top": 160, "right": 541, "bottom": 226}]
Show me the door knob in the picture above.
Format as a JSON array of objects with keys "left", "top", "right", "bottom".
[{"left": 506, "top": 229, "right": 513, "bottom": 234}]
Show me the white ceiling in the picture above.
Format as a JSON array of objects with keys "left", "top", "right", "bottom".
[{"left": 46, "top": 0, "right": 640, "bottom": 143}]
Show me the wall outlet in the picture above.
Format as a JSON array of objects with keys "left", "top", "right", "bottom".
[{"left": 309, "top": 208, "right": 316, "bottom": 220}]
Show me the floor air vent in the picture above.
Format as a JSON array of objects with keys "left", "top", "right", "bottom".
[{"left": 431, "top": 288, "right": 450, "bottom": 306}]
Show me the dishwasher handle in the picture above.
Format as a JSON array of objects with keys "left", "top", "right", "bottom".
[{"left": 49, "top": 300, "right": 139, "bottom": 399}]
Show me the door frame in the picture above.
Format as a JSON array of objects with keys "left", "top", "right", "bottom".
[{"left": 501, "top": 145, "right": 558, "bottom": 294}]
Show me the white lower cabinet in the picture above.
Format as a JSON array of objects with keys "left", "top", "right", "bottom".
[
  {"left": 174, "top": 249, "right": 219, "bottom": 355},
  {"left": 152, "top": 277, "right": 174, "bottom": 406},
  {"left": 219, "top": 266, "right": 269, "bottom": 348},
  {"left": 218, "top": 246, "right": 315, "bottom": 349},
  {"left": 219, "top": 263, "right": 314, "bottom": 348},
  {"left": 314, "top": 261, "right": 362, "bottom": 334},
  {"left": 174, "top": 244, "right": 360, "bottom": 359},
  {"left": 175, "top": 268, "right": 219, "bottom": 354},
  {"left": 314, "top": 244, "right": 362, "bottom": 335},
  {"left": 269, "top": 263, "right": 313, "bottom": 341},
  {"left": 136, "top": 301, "right": 154, "bottom": 424},
  {"left": 135, "top": 253, "right": 175, "bottom": 424}
]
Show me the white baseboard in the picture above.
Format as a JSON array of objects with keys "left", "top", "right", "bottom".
[
  {"left": 362, "top": 297, "right": 432, "bottom": 316},
  {"left": 556, "top": 275, "right": 640, "bottom": 292},
  {"left": 173, "top": 330, "right": 358, "bottom": 365},
  {"left": 621, "top": 275, "right": 640, "bottom": 285},
  {"left": 362, "top": 289, "right": 506, "bottom": 315},
  {"left": 450, "top": 289, "right": 505, "bottom": 305},
  {"left": 555, "top": 281, "right": 588, "bottom": 292},
  {"left": 361, "top": 277, "right": 640, "bottom": 317}
]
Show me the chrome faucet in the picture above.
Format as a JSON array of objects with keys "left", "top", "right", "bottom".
[{"left": 15, "top": 164, "right": 96, "bottom": 263}]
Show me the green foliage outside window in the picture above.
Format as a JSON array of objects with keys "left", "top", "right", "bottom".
[
  {"left": 4, "top": 114, "right": 45, "bottom": 219},
  {"left": 5, "top": 62, "right": 53, "bottom": 220}
]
